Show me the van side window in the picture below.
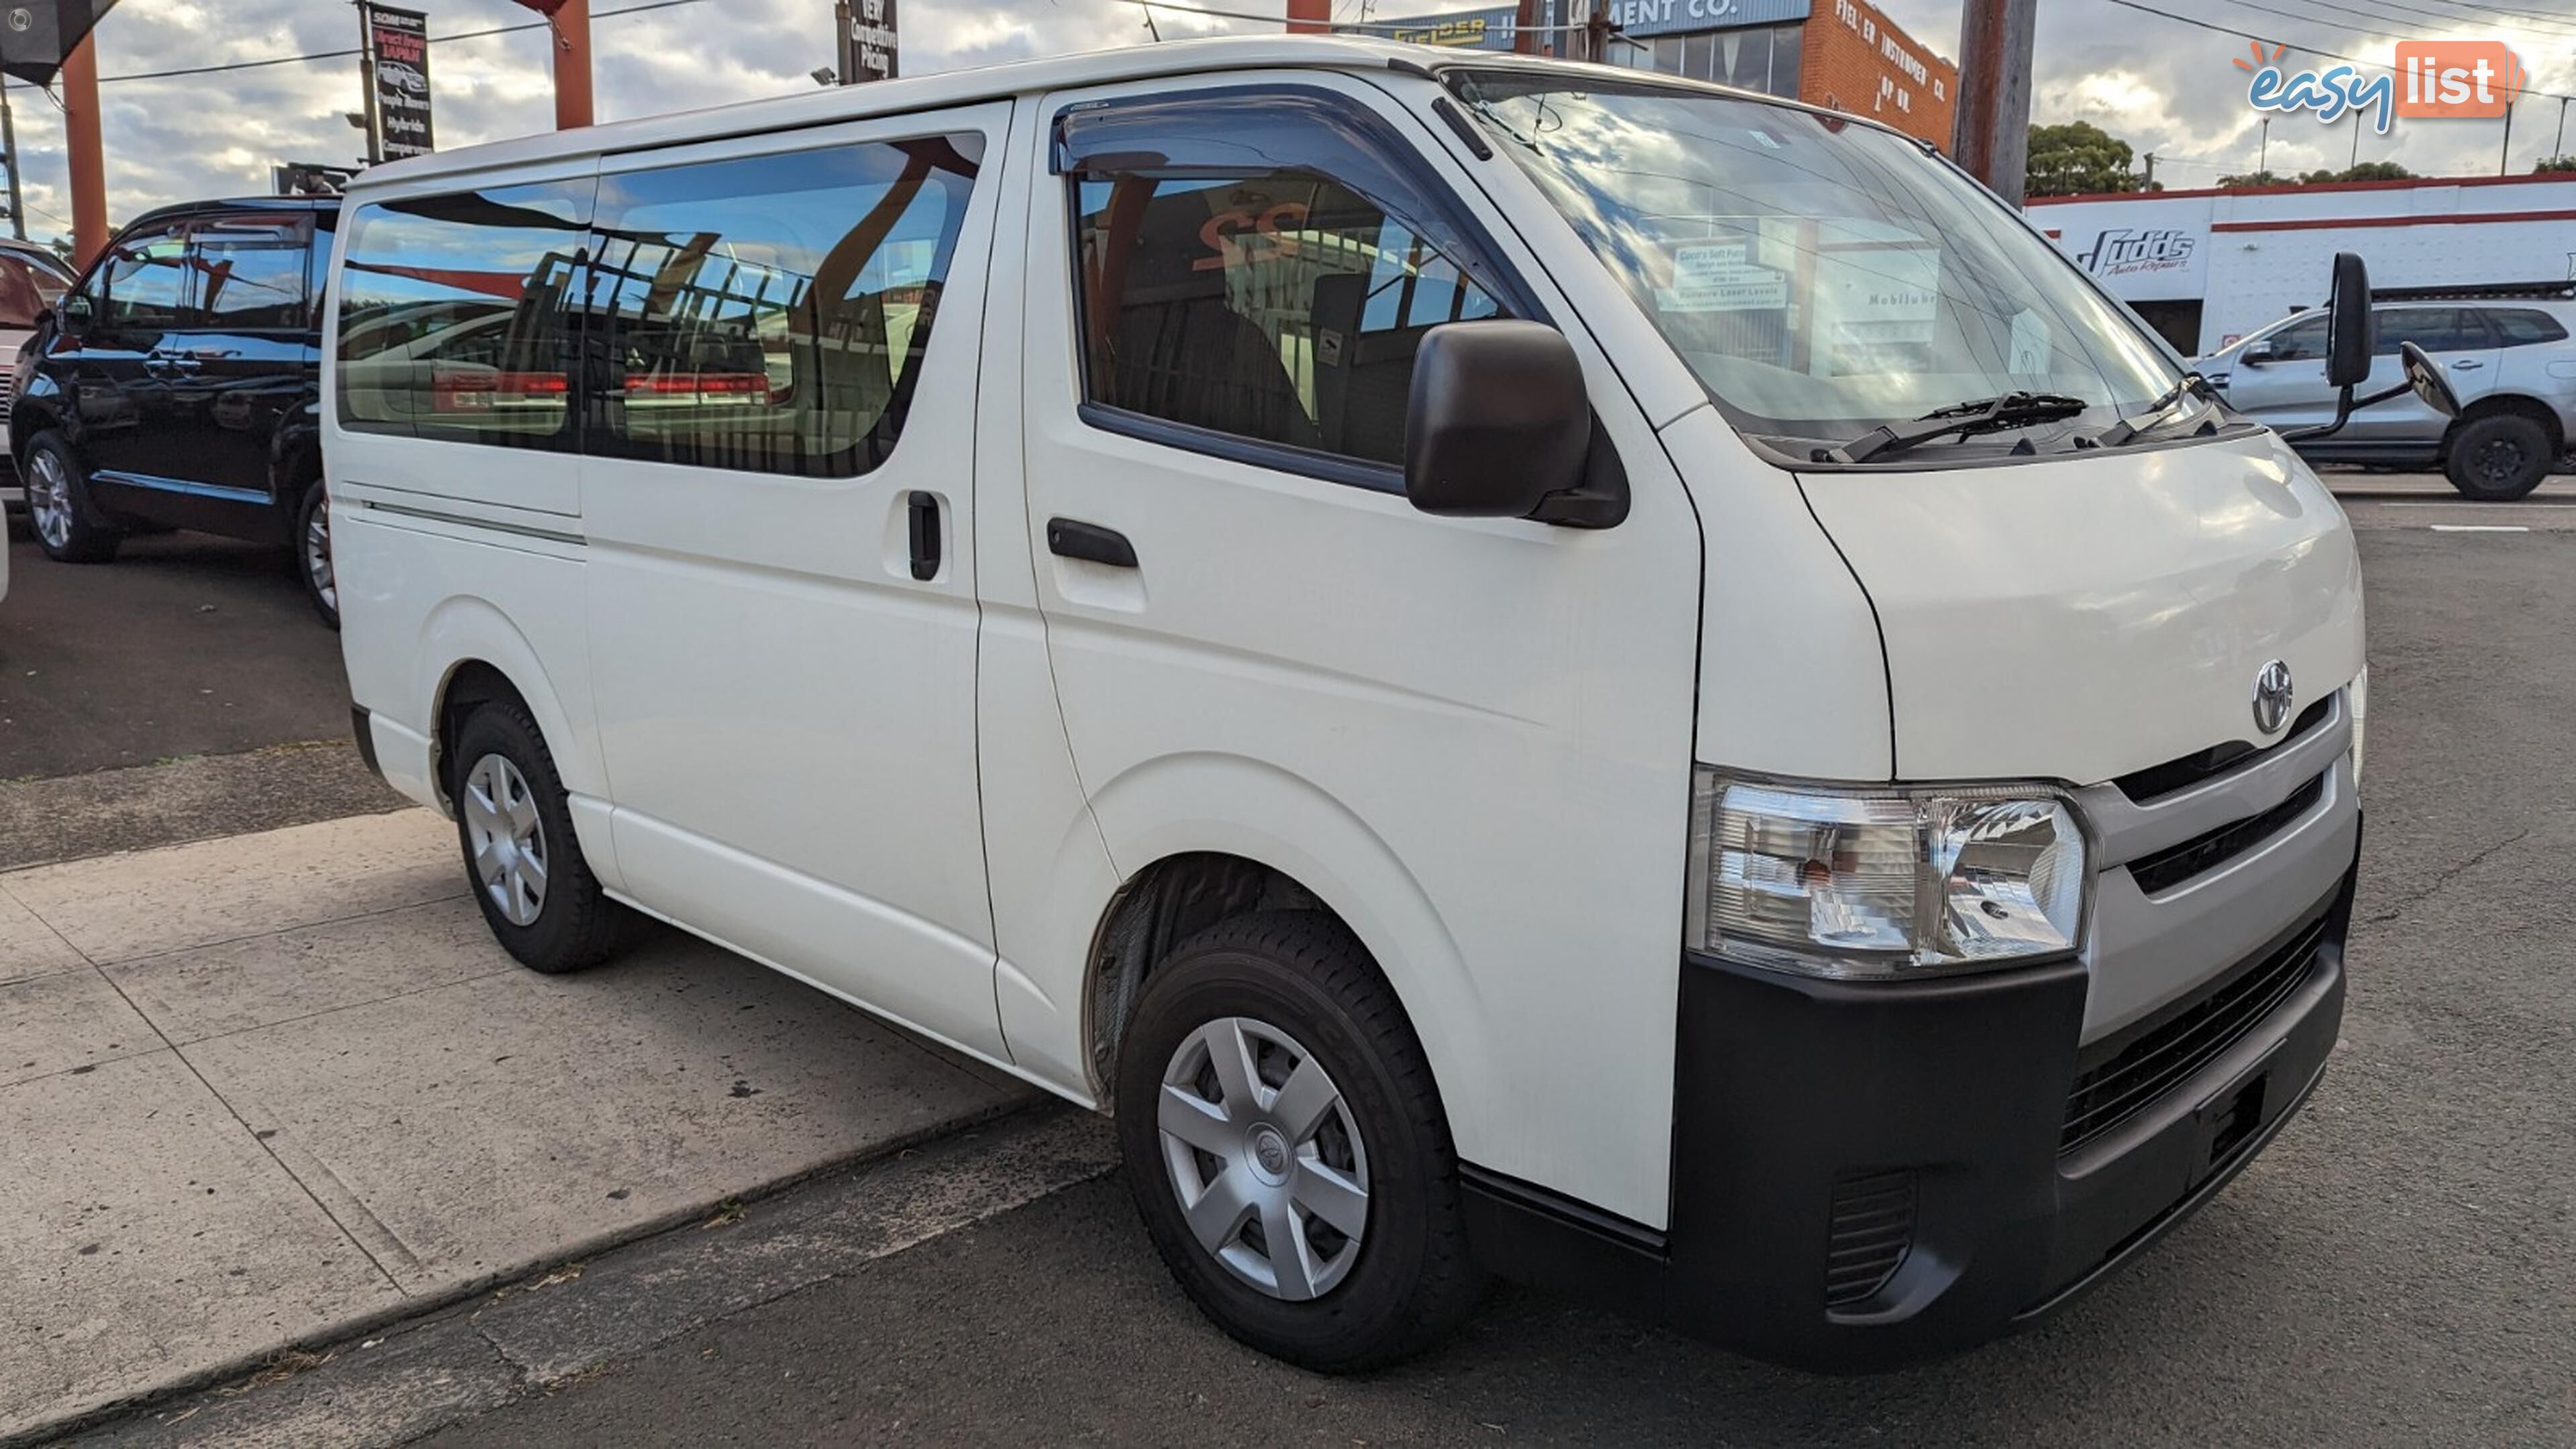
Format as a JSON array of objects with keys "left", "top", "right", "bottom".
[
  {"left": 100, "top": 227, "right": 190, "bottom": 332},
  {"left": 336, "top": 180, "right": 593, "bottom": 450},
  {"left": 191, "top": 215, "right": 313, "bottom": 331},
  {"left": 587, "top": 135, "right": 981, "bottom": 478},
  {"left": 1059, "top": 91, "right": 1523, "bottom": 473}
]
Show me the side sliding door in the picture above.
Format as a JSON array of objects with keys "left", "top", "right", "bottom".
[{"left": 581, "top": 105, "right": 1012, "bottom": 1061}]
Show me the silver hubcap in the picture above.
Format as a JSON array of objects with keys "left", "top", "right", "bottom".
[
  {"left": 462, "top": 753, "right": 547, "bottom": 927},
  {"left": 305, "top": 496, "right": 335, "bottom": 611},
  {"left": 26, "top": 449, "right": 71, "bottom": 550},
  {"left": 1157, "top": 1016, "right": 1371, "bottom": 1301}
]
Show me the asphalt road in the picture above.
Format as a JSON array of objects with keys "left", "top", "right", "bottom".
[
  {"left": 73, "top": 515, "right": 2570, "bottom": 1448},
  {"left": 1, "top": 525, "right": 352, "bottom": 780}
]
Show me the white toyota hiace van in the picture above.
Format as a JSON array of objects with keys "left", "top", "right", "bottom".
[{"left": 331, "top": 38, "right": 2392, "bottom": 1372}]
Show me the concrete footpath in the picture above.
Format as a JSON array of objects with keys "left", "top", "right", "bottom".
[{"left": 0, "top": 808, "right": 1037, "bottom": 1443}]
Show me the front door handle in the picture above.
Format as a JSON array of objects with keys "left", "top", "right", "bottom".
[
  {"left": 907, "top": 490, "right": 941, "bottom": 581},
  {"left": 2449, "top": 359, "right": 2483, "bottom": 370},
  {"left": 1046, "top": 517, "right": 1137, "bottom": 568}
]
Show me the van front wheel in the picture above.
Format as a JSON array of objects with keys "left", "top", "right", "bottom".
[{"left": 1116, "top": 912, "right": 1483, "bottom": 1372}]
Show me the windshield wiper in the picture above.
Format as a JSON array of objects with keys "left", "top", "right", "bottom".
[
  {"left": 2090, "top": 372, "right": 2221, "bottom": 448},
  {"left": 1809, "top": 392, "right": 2092, "bottom": 466}
]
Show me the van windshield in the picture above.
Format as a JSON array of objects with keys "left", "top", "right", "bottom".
[{"left": 1450, "top": 72, "right": 2184, "bottom": 460}]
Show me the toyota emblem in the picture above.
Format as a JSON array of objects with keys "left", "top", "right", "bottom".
[{"left": 2251, "top": 659, "right": 2295, "bottom": 735}]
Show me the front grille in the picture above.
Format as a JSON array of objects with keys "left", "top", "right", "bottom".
[
  {"left": 2127, "top": 771, "right": 2326, "bottom": 896},
  {"left": 1823, "top": 1169, "right": 1915, "bottom": 1307},
  {"left": 2115, "top": 696, "right": 2332, "bottom": 804},
  {"left": 2059, "top": 909, "right": 2332, "bottom": 1152}
]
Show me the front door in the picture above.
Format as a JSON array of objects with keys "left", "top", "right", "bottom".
[
  {"left": 582, "top": 107, "right": 1012, "bottom": 1059},
  {"left": 2343, "top": 305, "right": 2499, "bottom": 445},
  {"left": 2218, "top": 311, "right": 2334, "bottom": 434},
  {"left": 1013, "top": 74, "right": 1703, "bottom": 1224},
  {"left": 66, "top": 221, "right": 193, "bottom": 515}
]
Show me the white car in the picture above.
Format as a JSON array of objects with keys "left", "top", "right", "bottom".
[
  {"left": 327, "top": 38, "right": 2377, "bottom": 1372},
  {"left": 0, "top": 237, "right": 75, "bottom": 522}
]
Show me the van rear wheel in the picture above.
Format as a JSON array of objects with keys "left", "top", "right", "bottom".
[
  {"left": 1116, "top": 911, "right": 1482, "bottom": 1372},
  {"left": 294, "top": 476, "right": 338, "bottom": 629},
  {"left": 450, "top": 700, "right": 637, "bottom": 973}
]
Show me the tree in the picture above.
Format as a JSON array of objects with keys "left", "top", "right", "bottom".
[
  {"left": 2025, "top": 121, "right": 2145, "bottom": 197},
  {"left": 2336, "top": 161, "right": 2413, "bottom": 182},
  {"left": 2218, "top": 170, "right": 2290, "bottom": 189},
  {"left": 2538, "top": 156, "right": 2576, "bottom": 174}
]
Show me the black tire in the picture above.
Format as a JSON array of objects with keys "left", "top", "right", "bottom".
[
  {"left": 2445, "top": 413, "right": 2553, "bottom": 501},
  {"left": 449, "top": 699, "right": 637, "bottom": 974},
  {"left": 292, "top": 476, "right": 339, "bottom": 629},
  {"left": 21, "top": 431, "right": 120, "bottom": 563},
  {"left": 1116, "top": 910, "right": 1483, "bottom": 1372}
]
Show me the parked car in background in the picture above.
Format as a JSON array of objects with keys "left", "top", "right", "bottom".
[
  {"left": 9, "top": 197, "right": 341, "bottom": 624},
  {"left": 0, "top": 237, "right": 78, "bottom": 517},
  {"left": 2197, "top": 286, "right": 2576, "bottom": 500}
]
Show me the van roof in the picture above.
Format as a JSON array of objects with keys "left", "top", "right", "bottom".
[{"left": 346, "top": 35, "right": 1813, "bottom": 192}]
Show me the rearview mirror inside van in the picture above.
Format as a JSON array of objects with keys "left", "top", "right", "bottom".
[{"left": 1405, "top": 321, "right": 1590, "bottom": 520}]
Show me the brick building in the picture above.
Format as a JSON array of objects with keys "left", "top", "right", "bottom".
[{"left": 1595, "top": 0, "right": 1960, "bottom": 151}]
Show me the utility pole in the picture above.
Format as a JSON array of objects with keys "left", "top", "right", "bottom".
[
  {"left": 1951, "top": 0, "right": 2037, "bottom": 205},
  {"left": 2555, "top": 96, "right": 2567, "bottom": 163},
  {"left": 2257, "top": 116, "right": 2269, "bottom": 176},
  {"left": 2349, "top": 110, "right": 2361, "bottom": 170},
  {"left": 834, "top": 0, "right": 854, "bottom": 81},
  {"left": 1285, "top": 0, "right": 1328, "bottom": 32},
  {"left": 2500, "top": 95, "right": 2514, "bottom": 176},
  {"left": 2141, "top": 152, "right": 2155, "bottom": 191},
  {"left": 0, "top": 81, "right": 23, "bottom": 241}
]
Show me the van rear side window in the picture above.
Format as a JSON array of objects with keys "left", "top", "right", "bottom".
[
  {"left": 589, "top": 136, "right": 980, "bottom": 479},
  {"left": 336, "top": 180, "right": 593, "bottom": 449}
]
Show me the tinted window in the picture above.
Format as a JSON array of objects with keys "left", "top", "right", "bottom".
[
  {"left": 2488, "top": 307, "right": 2569, "bottom": 347},
  {"left": 2264, "top": 315, "right": 2329, "bottom": 361},
  {"left": 1073, "top": 170, "right": 1506, "bottom": 467},
  {"left": 193, "top": 216, "right": 311, "bottom": 330},
  {"left": 0, "top": 253, "right": 66, "bottom": 329},
  {"left": 2376, "top": 307, "right": 2477, "bottom": 355},
  {"left": 101, "top": 227, "right": 190, "bottom": 332},
  {"left": 587, "top": 136, "right": 979, "bottom": 478},
  {"left": 337, "top": 182, "right": 592, "bottom": 448}
]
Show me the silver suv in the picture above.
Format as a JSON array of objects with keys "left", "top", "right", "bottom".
[{"left": 2197, "top": 290, "right": 2576, "bottom": 500}]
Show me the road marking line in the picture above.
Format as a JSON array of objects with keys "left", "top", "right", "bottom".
[
  {"left": 2427, "top": 524, "right": 2530, "bottom": 532},
  {"left": 2377, "top": 500, "right": 2567, "bottom": 508}
]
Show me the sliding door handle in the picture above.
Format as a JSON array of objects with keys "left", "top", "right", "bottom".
[
  {"left": 1046, "top": 517, "right": 1137, "bottom": 568},
  {"left": 907, "top": 490, "right": 941, "bottom": 580}
]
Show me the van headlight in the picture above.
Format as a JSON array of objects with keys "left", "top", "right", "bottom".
[{"left": 1684, "top": 770, "right": 2090, "bottom": 980}]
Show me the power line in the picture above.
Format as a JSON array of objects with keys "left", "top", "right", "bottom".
[
  {"left": 2095, "top": 0, "right": 2576, "bottom": 107},
  {"left": 2282, "top": 0, "right": 2576, "bottom": 38},
  {"left": 93, "top": 0, "right": 712, "bottom": 85},
  {"left": 2379, "top": 0, "right": 2576, "bottom": 26}
]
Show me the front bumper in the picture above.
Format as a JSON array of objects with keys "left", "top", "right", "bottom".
[{"left": 1462, "top": 843, "right": 2356, "bottom": 1373}]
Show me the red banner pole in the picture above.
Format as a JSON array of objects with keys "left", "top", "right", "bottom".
[
  {"left": 552, "top": 0, "right": 594, "bottom": 130},
  {"left": 63, "top": 36, "right": 108, "bottom": 267}
]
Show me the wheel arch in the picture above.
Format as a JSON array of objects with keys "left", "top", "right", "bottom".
[
  {"left": 417, "top": 598, "right": 601, "bottom": 810},
  {"left": 1073, "top": 755, "right": 1493, "bottom": 1157},
  {"left": 2444, "top": 392, "right": 2565, "bottom": 455}
]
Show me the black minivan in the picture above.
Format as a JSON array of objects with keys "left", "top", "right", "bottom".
[{"left": 10, "top": 197, "right": 341, "bottom": 625}]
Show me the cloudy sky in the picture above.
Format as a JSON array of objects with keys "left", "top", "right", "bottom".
[{"left": 0, "top": 0, "right": 2568, "bottom": 240}]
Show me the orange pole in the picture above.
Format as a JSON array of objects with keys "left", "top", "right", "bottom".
[
  {"left": 62, "top": 36, "right": 108, "bottom": 267},
  {"left": 1285, "top": 0, "right": 1329, "bottom": 34},
  {"left": 551, "top": 0, "right": 594, "bottom": 131}
]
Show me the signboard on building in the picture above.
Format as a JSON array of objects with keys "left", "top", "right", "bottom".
[
  {"left": 845, "top": 0, "right": 898, "bottom": 83},
  {"left": 1350, "top": 5, "right": 1523, "bottom": 50},
  {"left": 1604, "top": 0, "right": 1809, "bottom": 42},
  {"left": 366, "top": 4, "right": 434, "bottom": 160}
]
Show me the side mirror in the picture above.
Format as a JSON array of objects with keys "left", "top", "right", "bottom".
[
  {"left": 2238, "top": 342, "right": 2275, "bottom": 368},
  {"left": 1405, "top": 320, "right": 1590, "bottom": 520},
  {"left": 2324, "top": 252, "right": 2372, "bottom": 389},
  {"left": 2398, "top": 340, "right": 2461, "bottom": 417},
  {"left": 60, "top": 293, "right": 93, "bottom": 331}
]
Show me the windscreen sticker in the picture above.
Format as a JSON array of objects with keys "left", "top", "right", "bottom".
[{"left": 1666, "top": 239, "right": 1788, "bottom": 313}]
